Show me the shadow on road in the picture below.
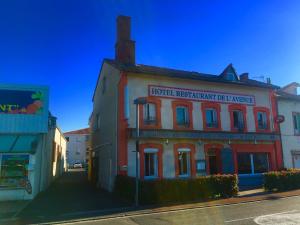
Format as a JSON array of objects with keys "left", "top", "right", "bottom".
[{"left": 17, "top": 169, "right": 130, "bottom": 224}]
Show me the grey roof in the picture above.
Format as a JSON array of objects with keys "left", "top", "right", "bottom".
[
  {"left": 276, "top": 90, "right": 300, "bottom": 102},
  {"left": 104, "top": 59, "right": 279, "bottom": 90}
]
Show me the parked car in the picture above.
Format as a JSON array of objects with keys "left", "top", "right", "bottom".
[{"left": 73, "top": 162, "right": 83, "bottom": 168}]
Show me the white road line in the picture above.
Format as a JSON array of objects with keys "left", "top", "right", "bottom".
[{"left": 224, "top": 210, "right": 298, "bottom": 223}]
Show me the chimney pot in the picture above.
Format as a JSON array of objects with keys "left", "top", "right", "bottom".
[{"left": 240, "top": 73, "right": 249, "bottom": 81}]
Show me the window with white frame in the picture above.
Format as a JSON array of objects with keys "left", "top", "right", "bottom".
[
  {"left": 237, "top": 153, "right": 269, "bottom": 175},
  {"left": 205, "top": 108, "right": 218, "bottom": 128},
  {"left": 293, "top": 113, "right": 300, "bottom": 135},
  {"left": 177, "top": 148, "right": 191, "bottom": 177},
  {"left": 176, "top": 106, "right": 189, "bottom": 127},
  {"left": 257, "top": 111, "right": 268, "bottom": 130},
  {"left": 233, "top": 110, "right": 244, "bottom": 129},
  {"left": 143, "top": 103, "right": 156, "bottom": 125},
  {"left": 144, "top": 148, "right": 158, "bottom": 178}
]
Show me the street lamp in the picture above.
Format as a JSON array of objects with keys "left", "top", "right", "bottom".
[{"left": 133, "top": 97, "right": 147, "bottom": 207}]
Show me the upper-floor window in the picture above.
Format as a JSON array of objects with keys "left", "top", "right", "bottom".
[
  {"left": 229, "top": 104, "right": 247, "bottom": 132},
  {"left": 205, "top": 108, "right": 218, "bottom": 128},
  {"left": 233, "top": 110, "right": 244, "bottom": 129},
  {"left": 201, "top": 102, "right": 221, "bottom": 131},
  {"left": 293, "top": 112, "right": 300, "bottom": 135},
  {"left": 102, "top": 77, "right": 106, "bottom": 94},
  {"left": 257, "top": 111, "right": 267, "bottom": 129},
  {"left": 176, "top": 106, "right": 189, "bottom": 127},
  {"left": 143, "top": 103, "right": 156, "bottom": 125},
  {"left": 139, "top": 97, "right": 161, "bottom": 129}
]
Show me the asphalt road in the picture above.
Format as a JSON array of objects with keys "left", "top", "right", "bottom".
[{"left": 61, "top": 195, "right": 300, "bottom": 225}]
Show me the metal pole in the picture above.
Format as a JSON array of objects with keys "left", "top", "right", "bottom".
[{"left": 135, "top": 103, "right": 139, "bottom": 207}]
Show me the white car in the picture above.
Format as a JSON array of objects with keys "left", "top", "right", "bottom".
[{"left": 73, "top": 162, "right": 83, "bottom": 168}]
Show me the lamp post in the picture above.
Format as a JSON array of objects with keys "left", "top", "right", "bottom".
[{"left": 133, "top": 97, "right": 147, "bottom": 207}]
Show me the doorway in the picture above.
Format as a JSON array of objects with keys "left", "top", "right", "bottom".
[{"left": 207, "top": 149, "right": 221, "bottom": 174}]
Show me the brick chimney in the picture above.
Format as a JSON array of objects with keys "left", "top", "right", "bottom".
[
  {"left": 115, "top": 16, "right": 135, "bottom": 65},
  {"left": 240, "top": 73, "right": 249, "bottom": 81}
]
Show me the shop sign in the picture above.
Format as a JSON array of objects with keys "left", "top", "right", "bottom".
[
  {"left": 149, "top": 85, "right": 256, "bottom": 105},
  {"left": 0, "top": 90, "right": 44, "bottom": 114}
]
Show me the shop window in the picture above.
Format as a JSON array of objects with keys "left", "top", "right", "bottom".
[
  {"left": 140, "top": 143, "right": 163, "bottom": 179},
  {"left": 293, "top": 112, "right": 300, "bottom": 135},
  {"left": 233, "top": 110, "right": 244, "bottom": 129},
  {"left": 237, "top": 153, "right": 269, "bottom": 174},
  {"left": 143, "top": 103, "right": 156, "bottom": 125},
  {"left": 257, "top": 112, "right": 267, "bottom": 130},
  {"left": 0, "top": 154, "right": 29, "bottom": 188},
  {"left": 177, "top": 149, "right": 191, "bottom": 177},
  {"left": 144, "top": 149, "right": 158, "bottom": 179}
]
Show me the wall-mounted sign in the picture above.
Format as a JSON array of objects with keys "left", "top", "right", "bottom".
[
  {"left": 149, "top": 85, "right": 256, "bottom": 105},
  {"left": 0, "top": 90, "right": 44, "bottom": 114},
  {"left": 275, "top": 115, "right": 285, "bottom": 123}
]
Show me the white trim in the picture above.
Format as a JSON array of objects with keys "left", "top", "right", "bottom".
[{"left": 177, "top": 148, "right": 191, "bottom": 152}]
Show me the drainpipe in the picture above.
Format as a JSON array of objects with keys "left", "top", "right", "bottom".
[{"left": 275, "top": 95, "right": 285, "bottom": 169}]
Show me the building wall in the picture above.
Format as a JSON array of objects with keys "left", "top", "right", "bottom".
[
  {"left": 91, "top": 63, "right": 121, "bottom": 191},
  {"left": 65, "top": 134, "right": 87, "bottom": 166},
  {"left": 126, "top": 73, "right": 274, "bottom": 132},
  {"left": 278, "top": 99, "right": 300, "bottom": 168}
]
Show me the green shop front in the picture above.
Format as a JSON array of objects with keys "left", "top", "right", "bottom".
[{"left": 0, "top": 84, "right": 51, "bottom": 200}]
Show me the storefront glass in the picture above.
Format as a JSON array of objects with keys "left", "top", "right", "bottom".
[
  {"left": 237, "top": 153, "right": 269, "bottom": 174},
  {"left": 0, "top": 154, "right": 29, "bottom": 188}
]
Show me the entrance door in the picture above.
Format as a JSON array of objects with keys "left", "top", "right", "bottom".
[{"left": 207, "top": 149, "right": 221, "bottom": 174}]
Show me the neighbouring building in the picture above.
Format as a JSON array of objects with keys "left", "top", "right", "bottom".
[
  {"left": 64, "top": 128, "right": 89, "bottom": 167},
  {"left": 91, "top": 16, "right": 284, "bottom": 191},
  {"left": 0, "top": 84, "right": 67, "bottom": 201},
  {"left": 277, "top": 83, "right": 300, "bottom": 169}
]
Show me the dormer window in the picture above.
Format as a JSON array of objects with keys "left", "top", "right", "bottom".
[{"left": 225, "top": 73, "right": 237, "bottom": 81}]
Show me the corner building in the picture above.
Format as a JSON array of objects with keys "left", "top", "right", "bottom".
[{"left": 91, "top": 16, "right": 283, "bottom": 191}]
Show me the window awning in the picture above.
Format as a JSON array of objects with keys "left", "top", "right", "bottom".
[{"left": 0, "top": 134, "right": 39, "bottom": 153}]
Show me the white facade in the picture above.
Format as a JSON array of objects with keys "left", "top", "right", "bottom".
[
  {"left": 64, "top": 131, "right": 89, "bottom": 167},
  {"left": 278, "top": 95, "right": 300, "bottom": 169}
]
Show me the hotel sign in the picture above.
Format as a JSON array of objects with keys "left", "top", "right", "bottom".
[{"left": 149, "top": 85, "right": 255, "bottom": 105}]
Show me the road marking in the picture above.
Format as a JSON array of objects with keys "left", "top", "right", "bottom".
[
  {"left": 254, "top": 210, "right": 300, "bottom": 225},
  {"left": 37, "top": 195, "right": 300, "bottom": 225},
  {"left": 224, "top": 210, "right": 298, "bottom": 223}
]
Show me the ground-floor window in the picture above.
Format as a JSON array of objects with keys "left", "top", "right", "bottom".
[
  {"left": 144, "top": 148, "right": 158, "bottom": 179},
  {"left": 177, "top": 148, "right": 191, "bottom": 177},
  {"left": 237, "top": 152, "right": 269, "bottom": 174},
  {"left": 0, "top": 154, "right": 29, "bottom": 187}
]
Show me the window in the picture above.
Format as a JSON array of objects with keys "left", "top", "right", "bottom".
[
  {"left": 0, "top": 154, "right": 29, "bottom": 188},
  {"left": 93, "top": 113, "right": 100, "bottom": 131},
  {"left": 226, "top": 73, "right": 237, "bottom": 81},
  {"left": 176, "top": 106, "right": 189, "bottom": 126},
  {"left": 293, "top": 113, "right": 300, "bottom": 135},
  {"left": 143, "top": 103, "right": 156, "bottom": 125},
  {"left": 102, "top": 77, "right": 106, "bottom": 94},
  {"left": 205, "top": 108, "right": 218, "bottom": 128},
  {"left": 177, "top": 149, "right": 191, "bottom": 177},
  {"left": 233, "top": 110, "right": 244, "bottom": 130},
  {"left": 257, "top": 111, "right": 267, "bottom": 129},
  {"left": 237, "top": 153, "right": 269, "bottom": 174},
  {"left": 144, "top": 148, "right": 158, "bottom": 178}
]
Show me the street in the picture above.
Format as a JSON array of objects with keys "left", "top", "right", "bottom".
[{"left": 62, "top": 195, "right": 300, "bottom": 225}]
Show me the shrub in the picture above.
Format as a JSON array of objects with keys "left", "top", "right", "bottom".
[
  {"left": 264, "top": 169, "right": 300, "bottom": 191},
  {"left": 114, "top": 174, "right": 238, "bottom": 205}
]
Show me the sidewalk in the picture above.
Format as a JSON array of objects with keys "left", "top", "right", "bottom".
[{"left": 0, "top": 200, "right": 29, "bottom": 223}]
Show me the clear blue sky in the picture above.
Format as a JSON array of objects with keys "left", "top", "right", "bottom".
[{"left": 1, "top": 0, "right": 299, "bottom": 132}]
